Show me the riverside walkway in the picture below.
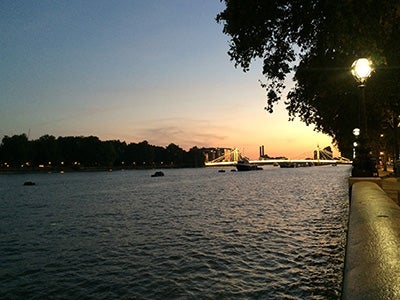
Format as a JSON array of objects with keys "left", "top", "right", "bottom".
[{"left": 379, "top": 168, "right": 400, "bottom": 204}]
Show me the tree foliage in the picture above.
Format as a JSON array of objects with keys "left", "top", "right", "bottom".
[
  {"left": 0, "top": 134, "right": 30, "bottom": 166},
  {"left": 217, "top": 0, "right": 400, "bottom": 157},
  {"left": 0, "top": 134, "right": 205, "bottom": 169}
]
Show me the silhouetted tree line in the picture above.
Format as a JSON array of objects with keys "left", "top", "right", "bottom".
[{"left": 0, "top": 134, "right": 205, "bottom": 170}]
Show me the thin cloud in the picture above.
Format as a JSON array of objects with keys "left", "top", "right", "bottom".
[{"left": 131, "top": 118, "right": 231, "bottom": 149}]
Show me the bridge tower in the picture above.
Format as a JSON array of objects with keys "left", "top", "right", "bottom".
[{"left": 232, "top": 148, "right": 240, "bottom": 162}]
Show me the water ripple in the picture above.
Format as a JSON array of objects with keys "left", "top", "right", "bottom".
[{"left": 0, "top": 166, "right": 350, "bottom": 299}]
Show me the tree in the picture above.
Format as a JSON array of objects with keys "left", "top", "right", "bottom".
[
  {"left": 185, "top": 146, "right": 205, "bottom": 167},
  {"left": 78, "top": 136, "right": 103, "bottom": 166},
  {"left": 57, "top": 136, "right": 80, "bottom": 165},
  {"left": 217, "top": 0, "right": 400, "bottom": 156},
  {"left": 32, "top": 135, "right": 60, "bottom": 166},
  {"left": 108, "top": 140, "right": 127, "bottom": 166},
  {"left": 166, "top": 143, "right": 184, "bottom": 166},
  {"left": 0, "top": 134, "right": 30, "bottom": 167}
]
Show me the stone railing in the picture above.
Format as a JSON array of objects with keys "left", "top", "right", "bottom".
[{"left": 342, "top": 181, "right": 400, "bottom": 299}]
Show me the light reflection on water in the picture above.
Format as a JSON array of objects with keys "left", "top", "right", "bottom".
[{"left": 0, "top": 165, "right": 351, "bottom": 299}]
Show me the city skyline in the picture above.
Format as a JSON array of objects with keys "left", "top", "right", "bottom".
[{"left": 1, "top": 1, "right": 337, "bottom": 160}]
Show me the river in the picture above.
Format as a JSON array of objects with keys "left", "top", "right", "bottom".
[{"left": 0, "top": 165, "right": 351, "bottom": 299}]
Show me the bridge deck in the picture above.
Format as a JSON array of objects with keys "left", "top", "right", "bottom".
[{"left": 205, "top": 159, "right": 351, "bottom": 167}]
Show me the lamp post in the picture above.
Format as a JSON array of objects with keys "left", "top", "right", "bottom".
[
  {"left": 351, "top": 58, "right": 377, "bottom": 177},
  {"left": 353, "top": 142, "right": 358, "bottom": 159},
  {"left": 351, "top": 58, "right": 373, "bottom": 135},
  {"left": 352, "top": 128, "right": 360, "bottom": 159}
]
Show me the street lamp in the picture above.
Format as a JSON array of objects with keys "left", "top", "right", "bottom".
[
  {"left": 351, "top": 58, "right": 377, "bottom": 177},
  {"left": 352, "top": 128, "right": 360, "bottom": 138},
  {"left": 351, "top": 58, "right": 373, "bottom": 136},
  {"left": 351, "top": 58, "right": 373, "bottom": 86}
]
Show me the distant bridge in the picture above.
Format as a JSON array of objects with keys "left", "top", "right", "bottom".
[
  {"left": 205, "top": 147, "right": 352, "bottom": 167},
  {"left": 205, "top": 158, "right": 351, "bottom": 167}
]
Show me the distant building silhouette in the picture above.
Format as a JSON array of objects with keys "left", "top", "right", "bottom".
[
  {"left": 203, "top": 148, "right": 216, "bottom": 162},
  {"left": 259, "top": 145, "right": 270, "bottom": 159},
  {"left": 203, "top": 148, "right": 235, "bottom": 162}
]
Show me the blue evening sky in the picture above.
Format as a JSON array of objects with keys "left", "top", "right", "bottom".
[{"left": 0, "top": 0, "right": 335, "bottom": 159}]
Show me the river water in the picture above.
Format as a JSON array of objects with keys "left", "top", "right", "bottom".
[{"left": 0, "top": 165, "right": 351, "bottom": 299}]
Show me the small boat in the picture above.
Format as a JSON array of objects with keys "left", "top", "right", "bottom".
[
  {"left": 23, "top": 181, "right": 36, "bottom": 186},
  {"left": 236, "top": 158, "right": 262, "bottom": 171},
  {"left": 151, "top": 171, "right": 164, "bottom": 177}
]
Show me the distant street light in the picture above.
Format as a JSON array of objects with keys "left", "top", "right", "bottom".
[
  {"left": 353, "top": 142, "right": 358, "bottom": 159},
  {"left": 352, "top": 128, "right": 360, "bottom": 160},
  {"left": 351, "top": 58, "right": 377, "bottom": 177}
]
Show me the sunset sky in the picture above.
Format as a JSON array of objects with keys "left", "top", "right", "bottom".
[{"left": 1, "top": 1, "right": 337, "bottom": 159}]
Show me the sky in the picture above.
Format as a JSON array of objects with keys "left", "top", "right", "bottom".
[{"left": 0, "top": 0, "right": 337, "bottom": 160}]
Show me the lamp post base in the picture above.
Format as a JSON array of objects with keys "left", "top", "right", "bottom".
[
  {"left": 352, "top": 152, "right": 378, "bottom": 177},
  {"left": 351, "top": 167, "right": 378, "bottom": 177}
]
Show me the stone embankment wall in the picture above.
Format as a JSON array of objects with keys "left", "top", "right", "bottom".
[{"left": 342, "top": 181, "right": 400, "bottom": 299}]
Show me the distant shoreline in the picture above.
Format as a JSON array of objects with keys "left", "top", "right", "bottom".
[{"left": 0, "top": 165, "right": 204, "bottom": 174}]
